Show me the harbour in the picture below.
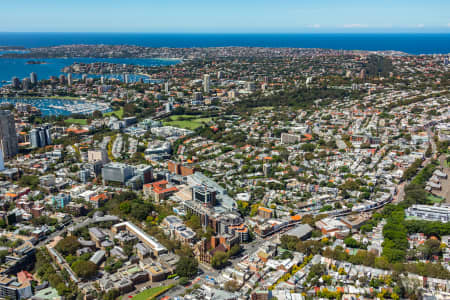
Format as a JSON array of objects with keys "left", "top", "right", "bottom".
[{"left": 0, "top": 97, "right": 112, "bottom": 116}]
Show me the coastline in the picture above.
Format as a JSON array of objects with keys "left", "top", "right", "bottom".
[
  {"left": 0, "top": 97, "right": 112, "bottom": 116},
  {"left": 0, "top": 33, "right": 449, "bottom": 54},
  {"left": 1, "top": 96, "right": 81, "bottom": 101}
]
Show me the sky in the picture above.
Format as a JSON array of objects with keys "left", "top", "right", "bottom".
[{"left": 1, "top": 0, "right": 449, "bottom": 33}]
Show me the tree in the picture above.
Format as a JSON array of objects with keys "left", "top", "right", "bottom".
[
  {"left": 228, "top": 244, "right": 241, "bottom": 257},
  {"left": 103, "top": 289, "right": 120, "bottom": 300},
  {"left": 119, "top": 201, "right": 131, "bottom": 214},
  {"left": 307, "top": 263, "right": 326, "bottom": 281},
  {"left": 360, "top": 224, "right": 373, "bottom": 233},
  {"left": 344, "top": 237, "right": 360, "bottom": 248},
  {"left": 72, "top": 260, "right": 98, "bottom": 279},
  {"left": 56, "top": 282, "right": 69, "bottom": 296},
  {"left": 176, "top": 255, "right": 198, "bottom": 278},
  {"left": 224, "top": 280, "right": 240, "bottom": 292},
  {"left": 55, "top": 236, "right": 81, "bottom": 256},
  {"left": 420, "top": 239, "right": 441, "bottom": 259},
  {"left": 296, "top": 240, "right": 322, "bottom": 256},
  {"left": 383, "top": 247, "right": 406, "bottom": 263},
  {"left": 211, "top": 251, "right": 228, "bottom": 269},
  {"left": 186, "top": 214, "right": 201, "bottom": 230},
  {"left": 404, "top": 184, "right": 428, "bottom": 206},
  {"left": 18, "top": 175, "right": 39, "bottom": 188},
  {"left": 280, "top": 235, "right": 300, "bottom": 251},
  {"left": 425, "top": 144, "right": 432, "bottom": 158},
  {"left": 92, "top": 110, "right": 103, "bottom": 119},
  {"left": 301, "top": 143, "right": 315, "bottom": 152},
  {"left": 178, "top": 277, "right": 189, "bottom": 286},
  {"left": 0, "top": 250, "right": 8, "bottom": 263},
  {"left": 130, "top": 202, "right": 153, "bottom": 221}
]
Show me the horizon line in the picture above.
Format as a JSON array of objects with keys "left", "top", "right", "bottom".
[{"left": 0, "top": 31, "right": 450, "bottom": 35}]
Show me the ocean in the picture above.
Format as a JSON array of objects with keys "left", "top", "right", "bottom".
[
  {"left": 0, "top": 32, "right": 449, "bottom": 84},
  {"left": 0, "top": 57, "right": 177, "bottom": 86},
  {"left": 0, "top": 33, "right": 449, "bottom": 54}
]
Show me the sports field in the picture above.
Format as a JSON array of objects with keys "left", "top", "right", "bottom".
[{"left": 163, "top": 114, "right": 212, "bottom": 130}]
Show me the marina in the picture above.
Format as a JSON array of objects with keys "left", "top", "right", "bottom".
[{"left": 0, "top": 97, "right": 111, "bottom": 116}]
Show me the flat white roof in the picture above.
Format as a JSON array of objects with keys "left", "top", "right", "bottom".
[{"left": 114, "top": 222, "right": 167, "bottom": 252}]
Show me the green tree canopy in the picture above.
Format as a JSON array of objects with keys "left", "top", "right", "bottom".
[
  {"left": 72, "top": 260, "right": 98, "bottom": 279},
  {"left": 175, "top": 255, "right": 198, "bottom": 278},
  {"left": 55, "top": 236, "right": 81, "bottom": 256},
  {"left": 211, "top": 251, "right": 228, "bottom": 269}
]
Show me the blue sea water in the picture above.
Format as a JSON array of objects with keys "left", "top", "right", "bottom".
[
  {"left": 0, "top": 33, "right": 449, "bottom": 86},
  {"left": 0, "top": 33, "right": 447, "bottom": 117},
  {"left": 0, "top": 33, "right": 449, "bottom": 54},
  {"left": 0, "top": 57, "right": 177, "bottom": 85}
]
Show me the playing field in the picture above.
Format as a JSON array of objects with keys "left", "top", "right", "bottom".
[
  {"left": 130, "top": 285, "right": 173, "bottom": 300},
  {"left": 104, "top": 107, "right": 124, "bottom": 119},
  {"left": 427, "top": 193, "right": 444, "bottom": 203},
  {"left": 163, "top": 115, "right": 212, "bottom": 130},
  {"left": 65, "top": 118, "right": 88, "bottom": 125}
]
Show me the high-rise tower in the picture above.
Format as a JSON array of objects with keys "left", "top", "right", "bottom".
[{"left": 0, "top": 111, "right": 18, "bottom": 159}]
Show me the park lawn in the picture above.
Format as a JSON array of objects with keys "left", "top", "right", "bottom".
[
  {"left": 48, "top": 96, "right": 80, "bottom": 100},
  {"left": 105, "top": 107, "right": 124, "bottom": 119},
  {"left": 163, "top": 115, "right": 213, "bottom": 130},
  {"left": 168, "top": 114, "right": 195, "bottom": 121},
  {"left": 65, "top": 118, "right": 88, "bottom": 125},
  {"left": 427, "top": 193, "right": 444, "bottom": 203},
  {"left": 253, "top": 106, "right": 274, "bottom": 111},
  {"left": 130, "top": 285, "right": 174, "bottom": 300},
  {"left": 167, "top": 115, "right": 212, "bottom": 122}
]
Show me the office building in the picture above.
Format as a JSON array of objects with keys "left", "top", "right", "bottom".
[
  {"left": 164, "top": 102, "right": 173, "bottom": 113},
  {"left": 30, "top": 125, "right": 52, "bottom": 149},
  {"left": 162, "top": 215, "right": 196, "bottom": 244},
  {"left": 193, "top": 91, "right": 203, "bottom": 101},
  {"left": 59, "top": 74, "right": 66, "bottom": 84},
  {"left": 359, "top": 69, "right": 366, "bottom": 79},
  {"left": 168, "top": 161, "right": 195, "bottom": 176},
  {"left": 67, "top": 73, "right": 73, "bottom": 86},
  {"left": 281, "top": 133, "right": 301, "bottom": 144},
  {"left": 21, "top": 78, "right": 30, "bottom": 91},
  {"left": 88, "top": 149, "right": 109, "bottom": 164},
  {"left": 30, "top": 72, "right": 37, "bottom": 85},
  {"left": 164, "top": 81, "right": 169, "bottom": 94},
  {"left": 0, "top": 149, "right": 4, "bottom": 171},
  {"left": 246, "top": 81, "right": 256, "bottom": 92},
  {"left": 263, "top": 163, "right": 271, "bottom": 177},
  {"left": 0, "top": 110, "right": 18, "bottom": 159},
  {"left": 112, "top": 222, "right": 168, "bottom": 257},
  {"left": 203, "top": 74, "right": 210, "bottom": 93},
  {"left": 134, "top": 164, "right": 153, "bottom": 184},
  {"left": 79, "top": 169, "right": 90, "bottom": 183},
  {"left": 192, "top": 185, "right": 216, "bottom": 207},
  {"left": 406, "top": 204, "right": 450, "bottom": 223},
  {"left": 11, "top": 77, "right": 20, "bottom": 89},
  {"left": 102, "top": 162, "right": 134, "bottom": 184},
  {"left": 258, "top": 207, "right": 273, "bottom": 219},
  {"left": 52, "top": 193, "right": 71, "bottom": 209},
  {"left": 0, "top": 276, "right": 32, "bottom": 300},
  {"left": 228, "top": 89, "right": 237, "bottom": 99}
]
